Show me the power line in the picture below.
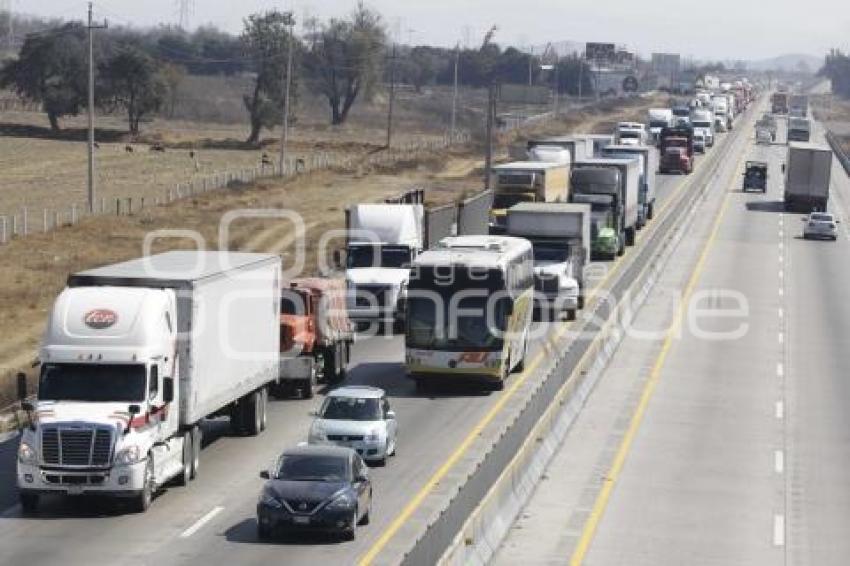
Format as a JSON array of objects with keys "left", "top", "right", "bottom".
[{"left": 176, "top": 0, "right": 193, "bottom": 30}]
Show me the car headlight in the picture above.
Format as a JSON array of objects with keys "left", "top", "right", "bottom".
[
  {"left": 365, "top": 428, "right": 382, "bottom": 442},
  {"left": 115, "top": 445, "right": 143, "bottom": 466},
  {"left": 18, "top": 442, "right": 37, "bottom": 465},
  {"left": 309, "top": 426, "right": 326, "bottom": 443},
  {"left": 326, "top": 492, "right": 356, "bottom": 510},
  {"left": 259, "top": 492, "right": 283, "bottom": 509}
]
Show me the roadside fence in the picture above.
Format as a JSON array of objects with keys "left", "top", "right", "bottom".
[
  {"left": 0, "top": 130, "right": 471, "bottom": 246},
  {"left": 826, "top": 130, "right": 850, "bottom": 176}
]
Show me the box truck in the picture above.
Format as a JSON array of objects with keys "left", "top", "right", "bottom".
[
  {"left": 506, "top": 203, "right": 591, "bottom": 320},
  {"left": 601, "top": 144, "right": 658, "bottom": 227},
  {"left": 784, "top": 143, "right": 833, "bottom": 213},
  {"left": 16, "top": 252, "right": 281, "bottom": 513},
  {"left": 489, "top": 161, "right": 569, "bottom": 232}
]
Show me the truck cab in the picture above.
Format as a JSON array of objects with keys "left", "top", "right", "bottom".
[
  {"left": 690, "top": 109, "right": 715, "bottom": 148},
  {"left": 17, "top": 286, "right": 181, "bottom": 512},
  {"left": 659, "top": 126, "right": 694, "bottom": 174},
  {"left": 346, "top": 204, "right": 424, "bottom": 332},
  {"left": 647, "top": 108, "right": 674, "bottom": 144},
  {"left": 569, "top": 167, "right": 624, "bottom": 259}
]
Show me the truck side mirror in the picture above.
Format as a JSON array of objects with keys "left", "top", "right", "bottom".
[
  {"left": 259, "top": 470, "right": 271, "bottom": 480},
  {"left": 16, "top": 372, "right": 27, "bottom": 402},
  {"left": 332, "top": 249, "right": 345, "bottom": 269},
  {"left": 163, "top": 377, "right": 174, "bottom": 403},
  {"left": 781, "top": 164, "right": 786, "bottom": 173}
]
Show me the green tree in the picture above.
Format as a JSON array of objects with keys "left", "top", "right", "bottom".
[
  {"left": 160, "top": 62, "right": 186, "bottom": 118},
  {"left": 99, "top": 45, "right": 167, "bottom": 135},
  {"left": 0, "top": 23, "right": 88, "bottom": 131},
  {"left": 304, "top": 2, "right": 386, "bottom": 125},
  {"left": 241, "top": 10, "right": 298, "bottom": 145}
]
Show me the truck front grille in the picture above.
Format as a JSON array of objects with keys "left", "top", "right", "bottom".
[
  {"left": 535, "top": 275, "right": 559, "bottom": 295},
  {"left": 354, "top": 285, "right": 391, "bottom": 308},
  {"left": 41, "top": 426, "right": 114, "bottom": 467}
]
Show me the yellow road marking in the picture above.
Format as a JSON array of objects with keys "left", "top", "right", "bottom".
[
  {"left": 568, "top": 153, "right": 748, "bottom": 565},
  {"left": 358, "top": 137, "right": 737, "bottom": 566}
]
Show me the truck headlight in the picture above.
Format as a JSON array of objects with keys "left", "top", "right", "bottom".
[
  {"left": 17, "top": 442, "right": 37, "bottom": 465},
  {"left": 115, "top": 445, "right": 143, "bottom": 466},
  {"left": 326, "top": 492, "right": 356, "bottom": 510}
]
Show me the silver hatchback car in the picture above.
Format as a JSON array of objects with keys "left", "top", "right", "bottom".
[
  {"left": 308, "top": 386, "right": 398, "bottom": 465},
  {"left": 802, "top": 212, "right": 839, "bottom": 241}
]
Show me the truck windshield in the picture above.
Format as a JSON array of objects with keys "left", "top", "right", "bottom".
[
  {"left": 347, "top": 245, "right": 413, "bottom": 269},
  {"left": 649, "top": 120, "right": 668, "bottom": 129},
  {"left": 38, "top": 363, "right": 147, "bottom": 402},
  {"left": 619, "top": 131, "right": 640, "bottom": 139},
  {"left": 692, "top": 121, "right": 712, "bottom": 128},
  {"left": 532, "top": 242, "right": 570, "bottom": 263},
  {"left": 493, "top": 192, "right": 535, "bottom": 210}
]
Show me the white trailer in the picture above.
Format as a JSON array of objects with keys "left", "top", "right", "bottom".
[
  {"left": 16, "top": 252, "right": 281, "bottom": 513},
  {"left": 784, "top": 143, "right": 833, "bottom": 212},
  {"left": 601, "top": 144, "right": 658, "bottom": 227},
  {"left": 506, "top": 203, "right": 591, "bottom": 320}
]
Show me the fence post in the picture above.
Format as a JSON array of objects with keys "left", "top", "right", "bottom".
[
  {"left": 141, "top": 197, "right": 145, "bottom": 209},
  {"left": 43, "top": 209, "right": 49, "bottom": 233},
  {"left": 71, "top": 204, "right": 77, "bottom": 225},
  {"left": 0, "top": 216, "right": 6, "bottom": 244},
  {"left": 21, "top": 207, "right": 28, "bottom": 236},
  {"left": 53, "top": 210, "right": 60, "bottom": 229},
  {"left": 101, "top": 197, "right": 106, "bottom": 214},
  {"left": 116, "top": 198, "right": 121, "bottom": 216},
  {"left": 11, "top": 214, "right": 17, "bottom": 237}
]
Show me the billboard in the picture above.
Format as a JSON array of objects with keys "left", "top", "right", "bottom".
[
  {"left": 498, "top": 84, "right": 551, "bottom": 105},
  {"left": 585, "top": 42, "right": 616, "bottom": 63}
]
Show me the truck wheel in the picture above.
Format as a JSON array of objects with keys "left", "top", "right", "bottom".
[
  {"left": 617, "top": 235, "right": 626, "bottom": 257},
  {"left": 566, "top": 309, "right": 577, "bottom": 321},
  {"left": 578, "top": 295, "right": 585, "bottom": 310},
  {"left": 246, "top": 391, "right": 263, "bottom": 437},
  {"left": 647, "top": 203, "right": 655, "bottom": 221},
  {"left": 302, "top": 378, "right": 314, "bottom": 399},
  {"left": 625, "top": 227, "right": 636, "bottom": 247},
  {"left": 19, "top": 492, "right": 38, "bottom": 514},
  {"left": 190, "top": 426, "right": 202, "bottom": 479},
  {"left": 176, "top": 431, "right": 192, "bottom": 486},
  {"left": 131, "top": 459, "right": 154, "bottom": 513}
]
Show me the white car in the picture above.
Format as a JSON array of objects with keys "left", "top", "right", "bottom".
[
  {"left": 802, "top": 212, "right": 839, "bottom": 241},
  {"left": 308, "top": 386, "right": 398, "bottom": 465}
]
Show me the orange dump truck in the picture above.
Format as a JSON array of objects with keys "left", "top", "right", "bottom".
[{"left": 275, "top": 278, "right": 354, "bottom": 398}]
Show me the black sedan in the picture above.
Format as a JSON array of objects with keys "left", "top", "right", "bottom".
[{"left": 257, "top": 445, "right": 372, "bottom": 541}]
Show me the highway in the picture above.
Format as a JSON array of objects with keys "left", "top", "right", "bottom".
[
  {"left": 0, "top": 114, "right": 749, "bottom": 565},
  {"left": 494, "top": 115, "right": 850, "bottom": 564}
]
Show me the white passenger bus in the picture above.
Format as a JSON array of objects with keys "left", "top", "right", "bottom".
[{"left": 405, "top": 236, "right": 534, "bottom": 389}]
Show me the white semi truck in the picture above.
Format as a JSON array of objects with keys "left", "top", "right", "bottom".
[
  {"left": 16, "top": 252, "right": 281, "bottom": 513},
  {"left": 345, "top": 203, "right": 424, "bottom": 331},
  {"left": 506, "top": 203, "right": 591, "bottom": 320},
  {"left": 647, "top": 108, "right": 674, "bottom": 143}
]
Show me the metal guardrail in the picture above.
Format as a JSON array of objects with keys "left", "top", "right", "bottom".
[{"left": 826, "top": 131, "right": 850, "bottom": 176}]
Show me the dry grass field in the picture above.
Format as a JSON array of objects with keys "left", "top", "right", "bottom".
[{"left": 0, "top": 93, "right": 663, "bottom": 408}]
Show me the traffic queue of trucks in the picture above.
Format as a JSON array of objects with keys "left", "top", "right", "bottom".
[{"left": 15, "top": 81, "right": 756, "bottom": 515}]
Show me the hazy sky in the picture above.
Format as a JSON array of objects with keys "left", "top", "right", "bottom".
[{"left": 12, "top": 0, "right": 847, "bottom": 60}]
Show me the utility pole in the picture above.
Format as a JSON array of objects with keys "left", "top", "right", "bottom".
[
  {"left": 553, "top": 58, "right": 559, "bottom": 115},
  {"left": 279, "top": 13, "right": 295, "bottom": 174},
  {"left": 3, "top": 0, "right": 12, "bottom": 53},
  {"left": 484, "top": 84, "right": 496, "bottom": 191},
  {"left": 450, "top": 44, "right": 459, "bottom": 139},
  {"left": 578, "top": 53, "right": 584, "bottom": 99},
  {"left": 86, "top": 3, "right": 107, "bottom": 214},
  {"left": 386, "top": 42, "right": 397, "bottom": 148},
  {"left": 528, "top": 47, "right": 533, "bottom": 86}
]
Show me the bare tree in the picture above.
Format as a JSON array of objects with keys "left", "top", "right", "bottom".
[{"left": 305, "top": 2, "right": 386, "bottom": 125}]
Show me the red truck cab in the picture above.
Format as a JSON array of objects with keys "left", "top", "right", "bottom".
[
  {"left": 276, "top": 278, "right": 354, "bottom": 398},
  {"left": 659, "top": 126, "right": 694, "bottom": 175}
]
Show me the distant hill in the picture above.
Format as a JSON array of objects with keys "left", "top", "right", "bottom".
[{"left": 747, "top": 54, "right": 824, "bottom": 73}]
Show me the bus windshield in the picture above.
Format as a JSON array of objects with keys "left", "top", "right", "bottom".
[{"left": 407, "top": 266, "right": 510, "bottom": 351}]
